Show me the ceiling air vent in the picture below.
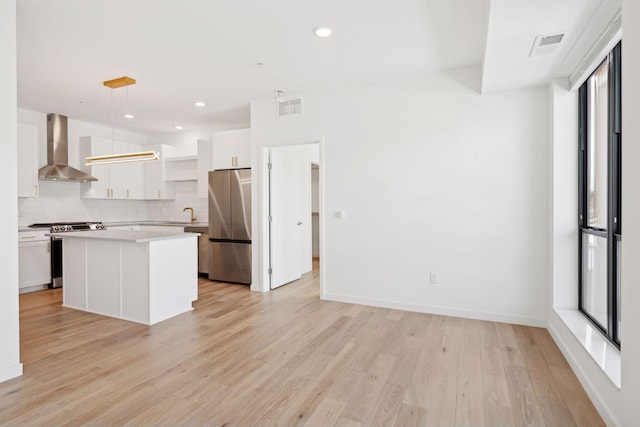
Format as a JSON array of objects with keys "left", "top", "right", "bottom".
[
  {"left": 277, "top": 97, "right": 303, "bottom": 117},
  {"left": 529, "top": 32, "right": 566, "bottom": 57}
]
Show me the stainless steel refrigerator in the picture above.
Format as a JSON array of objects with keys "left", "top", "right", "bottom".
[{"left": 208, "top": 169, "right": 252, "bottom": 284}]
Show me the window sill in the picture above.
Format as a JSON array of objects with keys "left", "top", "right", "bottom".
[{"left": 554, "top": 308, "right": 621, "bottom": 388}]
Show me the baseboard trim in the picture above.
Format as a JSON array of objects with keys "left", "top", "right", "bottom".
[
  {"left": 546, "top": 315, "right": 618, "bottom": 427},
  {"left": 323, "top": 292, "right": 546, "bottom": 327},
  {"left": 0, "top": 363, "right": 23, "bottom": 383}
]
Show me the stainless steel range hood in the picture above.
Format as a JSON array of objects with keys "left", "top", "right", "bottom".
[{"left": 38, "top": 114, "right": 97, "bottom": 182}]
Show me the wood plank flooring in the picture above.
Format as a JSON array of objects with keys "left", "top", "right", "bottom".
[{"left": 0, "top": 266, "right": 603, "bottom": 426}]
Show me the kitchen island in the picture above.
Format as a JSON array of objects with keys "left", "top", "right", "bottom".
[{"left": 49, "top": 229, "right": 199, "bottom": 325}]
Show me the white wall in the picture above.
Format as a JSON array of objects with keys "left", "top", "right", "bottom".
[
  {"left": 251, "top": 66, "right": 549, "bottom": 325},
  {"left": 17, "top": 108, "right": 148, "bottom": 226},
  {"left": 619, "top": 0, "right": 640, "bottom": 423},
  {"left": 0, "top": 0, "right": 23, "bottom": 382}
]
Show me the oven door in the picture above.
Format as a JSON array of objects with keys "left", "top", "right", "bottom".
[{"left": 50, "top": 236, "right": 63, "bottom": 288}]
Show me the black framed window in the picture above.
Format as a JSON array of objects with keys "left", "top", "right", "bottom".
[{"left": 578, "top": 41, "right": 621, "bottom": 347}]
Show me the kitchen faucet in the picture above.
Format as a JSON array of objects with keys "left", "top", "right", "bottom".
[{"left": 183, "top": 207, "right": 196, "bottom": 224}]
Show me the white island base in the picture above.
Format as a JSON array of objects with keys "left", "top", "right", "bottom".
[{"left": 54, "top": 230, "right": 199, "bottom": 325}]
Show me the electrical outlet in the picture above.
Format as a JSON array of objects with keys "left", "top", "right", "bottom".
[{"left": 429, "top": 273, "right": 439, "bottom": 285}]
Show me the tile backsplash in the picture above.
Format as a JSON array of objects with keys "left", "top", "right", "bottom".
[
  {"left": 18, "top": 180, "right": 207, "bottom": 226},
  {"left": 146, "top": 181, "right": 208, "bottom": 223}
]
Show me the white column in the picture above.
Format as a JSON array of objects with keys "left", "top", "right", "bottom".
[
  {"left": 0, "top": 0, "right": 23, "bottom": 382},
  {"left": 620, "top": 0, "right": 640, "bottom": 423}
]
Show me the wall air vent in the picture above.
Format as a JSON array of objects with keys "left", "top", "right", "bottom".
[
  {"left": 529, "top": 32, "right": 566, "bottom": 57},
  {"left": 277, "top": 97, "right": 303, "bottom": 117}
]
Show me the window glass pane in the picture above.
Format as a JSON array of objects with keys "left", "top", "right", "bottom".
[
  {"left": 582, "top": 233, "right": 608, "bottom": 329},
  {"left": 587, "top": 61, "right": 609, "bottom": 229}
]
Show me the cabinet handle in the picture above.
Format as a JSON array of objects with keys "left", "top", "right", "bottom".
[
  {"left": 21, "top": 236, "right": 36, "bottom": 240},
  {"left": 158, "top": 190, "right": 161, "bottom": 198},
  {"left": 111, "top": 188, "right": 114, "bottom": 198},
  {"left": 107, "top": 189, "right": 110, "bottom": 198},
  {"left": 127, "top": 189, "right": 130, "bottom": 199},
  {"left": 47, "top": 242, "right": 51, "bottom": 253},
  {"left": 34, "top": 185, "right": 39, "bottom": 196}
]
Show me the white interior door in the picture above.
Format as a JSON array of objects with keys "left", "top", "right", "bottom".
[{"left": 269, "top": 148, "right": 305, "bottom": 289}]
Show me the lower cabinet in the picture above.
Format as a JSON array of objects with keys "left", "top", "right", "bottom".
[
  {"left": 197, "top": 232, "right": 209, "bottom": 276},
  {"left": 18, "top": 230, "right": 51, "bottom": 291}
]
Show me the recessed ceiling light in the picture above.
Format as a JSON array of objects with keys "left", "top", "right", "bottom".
[
  {"left": 194, "top": 101, "right": 206, "bottom": 107},
  {"left": 123, "top": 114, "right": 135, "bottom": 119},
  {"left": 175, "top": 125, "right": 183, "bottom": 130},
  {"left": 313, "top": 26, "right": 333, "bottom": 38}
]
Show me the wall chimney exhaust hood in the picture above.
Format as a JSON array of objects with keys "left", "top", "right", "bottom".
[{"left": 38, "top": 114, "right": 97, "bottom": 182}]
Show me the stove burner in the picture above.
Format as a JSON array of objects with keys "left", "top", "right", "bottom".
[{"left": 29, "top": 222, "right": 107, "bottom": 232}]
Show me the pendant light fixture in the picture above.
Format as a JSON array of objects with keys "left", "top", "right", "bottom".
[{"left": 84, "top": 76, "right": 160, "bottom": 166}]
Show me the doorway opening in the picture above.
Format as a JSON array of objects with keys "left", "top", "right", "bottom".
[{"left": 267, "top": 142, "right": 321, "bottom": 291}]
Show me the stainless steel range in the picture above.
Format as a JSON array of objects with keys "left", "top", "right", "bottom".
[{"left": 29, "top": 222, "right": 106, "bottom": 288}]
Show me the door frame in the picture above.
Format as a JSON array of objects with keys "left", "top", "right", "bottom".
[{"left": 257, "top": 139, "right": 325, "bottom": 298}]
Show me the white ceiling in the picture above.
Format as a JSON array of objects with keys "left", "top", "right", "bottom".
[
  {"left": 16, "top": 0, "right": 618, "bottom": 134},
  {"left": 481, "top": 0, "right": 617, "bottom": 94}
]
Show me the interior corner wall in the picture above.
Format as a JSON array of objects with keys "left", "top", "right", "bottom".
[
  {"left": 251, "top": 66, "right": 548, "bottom": 325},
  {"left": 0, "top": 0, "right": 23, "bottom": 382}
]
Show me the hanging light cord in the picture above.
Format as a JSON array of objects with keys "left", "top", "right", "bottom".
[
  {"left": 110, "top": 88, "right": 115, "bottom": 154},
  {"left": 126, "top": 85, "right": 130, "bottom": 150}
]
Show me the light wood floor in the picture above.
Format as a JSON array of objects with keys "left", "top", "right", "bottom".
[{"left": 1, "top": 266, "right": 603, "bottom": 426}]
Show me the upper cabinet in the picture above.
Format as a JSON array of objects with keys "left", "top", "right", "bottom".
[
  {"left": 197, "top": 139, "right": 211, "bottom": 199},
  {"left": 17, "top": 124, "right": 39, "bottom": 198},
  {"left": 211, "top": 129, "right": 251, "bottom": 170},
  {"left": 79, "top": 136, "right": 146, "bottom": 200},
  {"left": 144, "top": 144, "right": 176, "bottom": 200}
]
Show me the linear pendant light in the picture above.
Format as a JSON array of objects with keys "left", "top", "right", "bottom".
[
  {"left": 85, "top": 150, "right": 160, "bottom": 165},
  {"left": 84, "top": 76, "right": 160, "bottom": 166}
]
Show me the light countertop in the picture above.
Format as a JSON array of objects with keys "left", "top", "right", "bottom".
[
  {"left": 48, "top": 229, "right": 200, "bottom": 243},
  {"left": 20, "top": 221, "right": 209, "bottom": 232},
  {"left": 105, "top": 221, "right": 209, "bottom": 228}
]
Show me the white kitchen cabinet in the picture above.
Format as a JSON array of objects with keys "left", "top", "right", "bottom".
[
  {"left": 79, "top": 136, "right": 146, "bottom": 199},
  {"left": 110, "top": 141, "right": 146, "bottom": 199},
  {"left": 17, "top": 124, "right": 40, "bottom": 198},
  {"left": 197, "top": 138, "right": 211, "bottom": 198},
  {"left": 18, "top": 230, "right": 51, "bottom": 291},
  {"left": 144, "top": 144, "right": 176, "bottom": 200},
  {"left": 212, "top": 129, "right": 251, "bottom": 170}
]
